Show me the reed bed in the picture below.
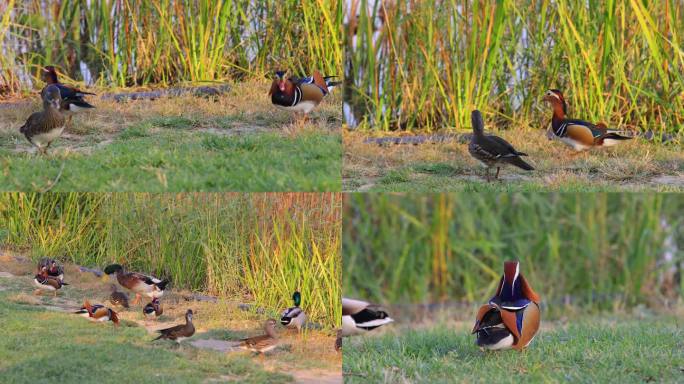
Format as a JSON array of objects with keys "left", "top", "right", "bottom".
[
  {"left": 343, "top": 193, "right": 683, "bottom": 311},
  {"left": 345, "top": 0, "right": 684, "bottom": 134},
  {"left": 0, "top": 192, "right": 342, "bottom": 328},
  {"left": 0, "top": 0, "right": 343, "bottom": 93}
]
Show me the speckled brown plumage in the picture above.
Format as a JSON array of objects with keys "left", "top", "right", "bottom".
[{"left": 20, "top": 85, "right": 66, "bottom": 154}]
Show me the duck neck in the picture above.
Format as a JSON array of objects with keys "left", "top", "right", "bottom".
[{"left": 551, "top": 101, "right": 566, "bottom": 125}]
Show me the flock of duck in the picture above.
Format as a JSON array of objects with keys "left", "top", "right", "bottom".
[
  {"left": 19, "top": 66, "right": 340, "bottom": 155},
  {"left": 33, "top": 260, "right": 316, "bottom": 353},
  {"left": 33, "top": 257, "right": 539, "bottom": 352}
]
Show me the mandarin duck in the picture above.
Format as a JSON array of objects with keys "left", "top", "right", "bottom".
[
  {"left": 20, "top": 85, "right": 66, "bottom": 154},
  {"left": 103, "top": 264, "right": 169, "bottom": 305},
  {"left": 33, "top": 266, "right": 68, "bottom": 296},
  {"left": 143, "top": 298, "right": 163, "bottom": 320},
  {"left": 153, "top": 309, "right": 195, "bottom": 343},
  {"left": 468, "top": 110, "right": 534, "bottom": 181},
  {"left": 109, "top": 284, "right": 130, "bottom": 308},
  {"left": 341, "top": 298, "right": 394, "bottom": 337},
  {"left": 37, "top": 257, "right": 63, "bottom": 281},
  {"left": 41, "top": 66, "right": 95, "bottom": 113},
  {"left": 472, "top": 261, "right": 541, "bottom": 351},
  {"left": 280, "top": 291, "right": 307, "bottom": 331},
  {"left": 75, "top": 300, "right": 119, "bottom": 325},
  {"left": 269, "top": 70, "right": 340, "bottom": 115},
  {"left": 239, "top": 319, "right": 280, "bottom": 354},
  {"left": 543, "top": 89, "right": 632, "bottom": 151}
]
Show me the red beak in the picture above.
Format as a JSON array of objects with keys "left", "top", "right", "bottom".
[{"left": 279, "top": 81, "right": 286, "bottom": 92}]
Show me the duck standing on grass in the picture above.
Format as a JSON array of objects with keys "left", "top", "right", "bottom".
[
  {"left": 143, "top": 298, "right": 163, "bottom": 321},
  {"left": 75, "top": 300, "right": 119, "bottom": 325},
  {"left": 103, "top": 264, "right": 169, "bottom": 305},
  {"left": 153, "top": 309, "right": 195, "bottom": 344},
  {"left": 269, "top": 70, "right": 340, "bottom": 118},
  {"left": 33, "top": 266, "right": 68, "bottom": 296},
  {"left": 239, "top": 319, "right": 280, "bottom": 355},
  {"left": 543, "top": 89, "right": 632, "bottom": 151},
  {"left": 41, "top": 65, "right": 96, "bottom": 113},
  {"left": 468, "top": 109, "right": 534, "bottom": 181},
  {"left": 280, "top": 291, "right": 307, "bottom": 332},
  {"left": 109, "top": 284, "right": 130, "bottom": 308},
  {"left": 20, "top": 85, "right": 66, "bottom": 155},
  {"left": 37, "top": 258, "right": 64, "bottom": 281},
  {"left": 341, "top": 298, "right": 394, "bottom": 337},
  {"left": 472, "top": 260, "right": 541, "bottom": 351}
]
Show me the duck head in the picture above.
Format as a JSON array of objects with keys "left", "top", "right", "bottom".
[
  {"left": 265, "top": 318, "right": 278, "bottom": 337},
  {"left": 292, "top": 291, "right": 301, "bottom": 307},
  {"left": 471, "top": 110, "right": 485, "bottom": 136},
  {"left": 42, "top": 66, "right": 59, "bottom": 84},
  {"left": 185, "top": 309, "right": 193, "bottom": 322},
  {"left": 543, "top": 89, "right": 567, "bottom": 115},
  {"left": 43, "top": 85, "right": 62, "bottom": 110},
  {"left": 490, "top": 260, "right": 540, "bottom": 309}
]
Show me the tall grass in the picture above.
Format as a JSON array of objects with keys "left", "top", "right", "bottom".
[
  {"left": 346, "top": 0, "right": 684, "bottom": 134},
  {"left": 0, "top": 0, "right": 343, "bottom": 92},
  {"left": 343, "top": 193, "right": 683, "bottom": 311},
  {"left": 0, "top": 192, "right": 341, "bottom": 328}
]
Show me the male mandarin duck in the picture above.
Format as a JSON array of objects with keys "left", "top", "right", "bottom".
[
  {"left": 41, "top": 65, "right": 96, "bottom": 113},
  {"left": 75, "top": 300, "right": 120, "bottom": 325},
  {"left": 239, "top": 319, "right": 280, "bottom": 354},
  {"left": 472, "top": 261, "right": 541, "bottom": 351},
  {"left": 143, "top": 298, "right": 163, "bottom": 320},
  {"left": 20, "top": 85, "right": 66, "bottom": 154},
  {"left": 269, "top": 70, "right": 340, "bottom": 115},
  {"left": 103, "top": 264, "right": 169, "bottom": 305},
  {"left": 37, "top": 258, "right": 64, "bottom": 281},
  {"left": 33, "top": 266, "right": 68, "bottom": 296},
  {"left": 280, "top": 291, "right": 307, "bottom": 331},
  {"left": 109, "top": 284, "right": 130, "bottom": 308},
  {"left": 468, "top": 110, "right": 534, "bottom": 181},
  {"left": 153, "top": 309, "right": 195, "bottom": 343},
  {"left": 543, "top": 89, "right": 632, "bottom": 151},
  {"left": 341, "top": 297, "right": 394, "bottom": 337}
]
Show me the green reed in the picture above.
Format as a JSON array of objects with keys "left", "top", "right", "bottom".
[
  {"left": 0, "top": 192, "right": 341, "bottom": 328},
  {"left": 346, "top": 0, "right": 684, "bottom": 134},
  {"left": 0, "top": 0, "right": 343, "bottom": 92},
  {"left": 343, "top": 193, "right": 683, "bottom": 310}
]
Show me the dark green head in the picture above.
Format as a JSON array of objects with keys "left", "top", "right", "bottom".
[
  {"left": 292, "top": 291, "right": 301, "bottom": 307},
  {"left": 103, "top": 264, "right": 124, "bottom": 275}
]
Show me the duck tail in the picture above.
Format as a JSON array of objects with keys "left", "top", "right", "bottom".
[
  {"left": 603, "top": 132, "right": 633, "bottom": 141},
  {"left": 506, "top": 156, "right": 534, "bottom": 171},
  {"left": 69, "top": 100, "right": 96, "bottom": 109},
  {"left": 110, "top": 310, "right": 120, "bottom": 325},
  {"left": 156, "top": 279, "right": 170, "bottom": 291}
]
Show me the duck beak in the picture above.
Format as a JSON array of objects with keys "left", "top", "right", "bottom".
[
  {"left": 278, "top": 80, "right": 286, "bottom": 92},
  {"left": 51, "top": 99, "right": 61, "bottom": 109}
]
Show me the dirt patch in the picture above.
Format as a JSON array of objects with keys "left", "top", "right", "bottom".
[
  {"left": 290, "top": 369, "right": 342, "bottom": 384},
  {"left": 0, "top": 271, "right": 15, "bottom": 278},
  {"left": 190, "top": 338, "right": 242, "bottom": 352}
]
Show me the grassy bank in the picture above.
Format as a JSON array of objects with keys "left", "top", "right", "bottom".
[
  {"left": 0, "top": 81, "right": 342, "bottom": 192},
  {"left": 0, "top": 257, "right": 341, "bottom": 383},
  {"left": 0, "top": 192, "right": 342, "bottom": 329},
  {"left": 342, "top": 315, "right": 684, "bottom": 383},
  {"left": 343, "top": 193, "right": 683, "bottom": 308},
  {"left": 1, "top": 0, "right": 343, "bottom": 92},
  {"left": 345, "top": 0, "right": 684, "bottom": 134},
  {"left": 343, "top": 130, "right": 683, "bottom": 192}
]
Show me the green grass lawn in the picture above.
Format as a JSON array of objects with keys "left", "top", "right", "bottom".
[
  {"left": 0, "top": 80, "right": 342, "bottom": 192},
  {"left": 342, "top": 317, "right": 684, "bottom": 383},
  {"left": 0, "top": 129, "right": 340, "bottom": 192}
]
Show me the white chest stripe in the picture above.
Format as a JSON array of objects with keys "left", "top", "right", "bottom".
[{"left": 291, "top": 87, "right": 302, "bottom": 106}]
